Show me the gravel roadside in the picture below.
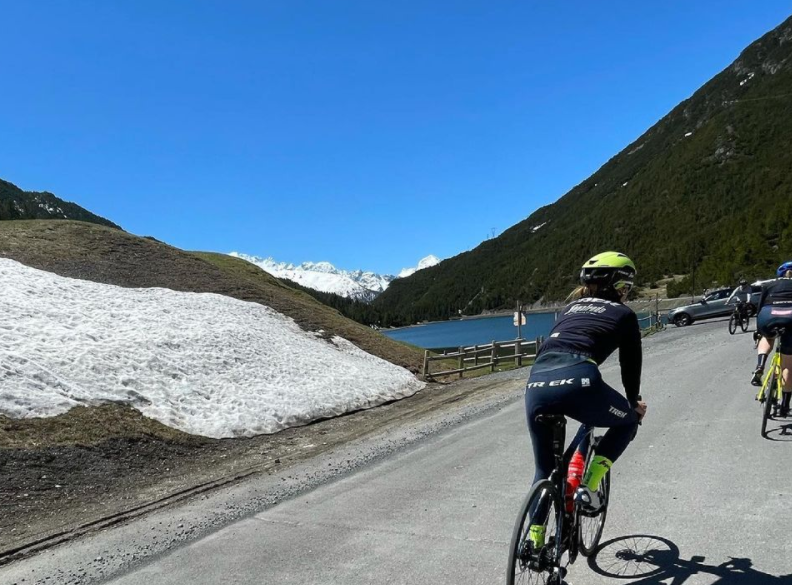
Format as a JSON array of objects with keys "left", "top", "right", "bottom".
[{"left": 0, "top": 367, "right": 529, "bottom": 563}]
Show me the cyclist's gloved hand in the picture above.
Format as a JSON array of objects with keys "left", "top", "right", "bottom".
[{"left": 633, "top": 394, "right": 647, "bottom": 423}]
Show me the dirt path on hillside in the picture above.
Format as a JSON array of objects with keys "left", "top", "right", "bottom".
[{"left": 0, "top": 370, "right": 527, "bottom": 561}]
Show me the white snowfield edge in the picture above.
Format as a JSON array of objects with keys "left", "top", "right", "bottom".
[{"left": 0, "top": 259, "right": 424, "bottom": 439}]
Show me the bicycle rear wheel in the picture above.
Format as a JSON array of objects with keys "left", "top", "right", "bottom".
[
  {"left": 578, "top": 470, "right": 610, "bottom": 557},
  {"left": 761, "top": 373, "right": 777, "bottom": 438},
  {"left": 728, "top": 314, "right": 738, "bottom": 335},
  {"left": 507, "top": 480, "right": 563, "bottom": 585}
]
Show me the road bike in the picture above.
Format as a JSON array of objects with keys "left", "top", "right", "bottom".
[
  {"left": 756, "top": 328, "right": 786, "bottom": 437},
  {"left": 507, "top": 416, "right": 611, "bottom": 585},
  {"left": 728, "top": 303, "right": 750, "bottom": 335}
]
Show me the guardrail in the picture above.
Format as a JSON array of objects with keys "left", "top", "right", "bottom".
[{"left": 422, "top": 337, "right": 544, "bottom": 381}]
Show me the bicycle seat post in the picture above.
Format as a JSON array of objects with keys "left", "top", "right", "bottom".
[{"left": 552, "top": 420, "right": 566, "bottom": 460}]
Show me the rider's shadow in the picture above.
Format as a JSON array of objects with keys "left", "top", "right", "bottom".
[{"left": 587, "top": 535, "right": 791, "bottom": 584}]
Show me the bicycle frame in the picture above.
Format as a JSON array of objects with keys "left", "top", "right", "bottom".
[
  {"left": 757, "top": 351, "right": 783, "bottom": 404},
  {"left": 543, "top": 420, "right": 596, "bottom": 562}
]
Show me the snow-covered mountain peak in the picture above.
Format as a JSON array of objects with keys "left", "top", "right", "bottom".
[
  {"left": 398, "top": 255, "right": 441, "bottom": 278},
  {"left": 300, "top": 261, "right": 336, "bottom": 273},
  {"left": 228, "top": 252, "right": 440, "bottom": 301}
]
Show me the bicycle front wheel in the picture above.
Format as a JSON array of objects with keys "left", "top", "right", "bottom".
[
  {"left": 507, "top": 480, "right": 563, "bottom": 585},
  {"left": 578, "top": 471, "right": 610, "bottom": 557},
  {"left": 728, "top": 314, "right": 738, "bottom": 335},
  {"left": 762, "top": 373, "right": 778, "bottom": 438}
]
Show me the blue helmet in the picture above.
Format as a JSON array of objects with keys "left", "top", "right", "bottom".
[{"left": 777, "top": 261, "right": 792, "bottom": 277}]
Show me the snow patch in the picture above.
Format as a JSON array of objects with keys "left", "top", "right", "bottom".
[
  {"left": 684, "top": 132, "right": 693, "bottom": 138},
  {"left": 0, "top": 260, "right": 424, "bottom": 438},
  {"left": 37, "top": 203, "right": 59, "bottom": 214},
  {"left": 530, "top": 222, "right": 548, "bottom": 233},
  {"left": 739, "top": 72, "right": 755, "bottom": 86}
]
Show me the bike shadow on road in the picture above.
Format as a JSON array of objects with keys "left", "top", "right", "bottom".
[
  {"left": 764, "top": 420, "right": 792, "bottom": 441},
  {"left": 586, "top": 534, "right": 792, "bottom": 584}
]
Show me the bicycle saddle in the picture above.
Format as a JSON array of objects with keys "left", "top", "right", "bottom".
[{"left": 535, "top": 414, "right": 566, "bottom": 426}]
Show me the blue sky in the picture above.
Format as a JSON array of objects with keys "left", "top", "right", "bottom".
[{"left": 1, "top": 1, "right": 790, "bottom": 275}]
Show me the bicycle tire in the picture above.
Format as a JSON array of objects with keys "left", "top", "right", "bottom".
[
  {"left": 740, "top": 315, "right": 750, "bottom": 332},
  {"left": 762, "top": 372, "right": 777, "bottom": 438},
  {"left": 728, "top": 314, "right": 737, "bottom": 335},
  {"left": 577, "top": 470, "right": 610, "bottom": 557},
  {"left": 507, "top": 480, "right": 563, "bottom": 585}
]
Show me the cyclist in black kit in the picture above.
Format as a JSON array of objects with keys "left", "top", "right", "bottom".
[
  {"left": 524, "top": 251, "right": 647, "bottom": 549},
  {"left": 751, "top": 261, "right": 792, "bottom": 415}
]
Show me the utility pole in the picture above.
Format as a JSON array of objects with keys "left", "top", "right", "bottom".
[{"left": 691, "top": 263, "right": 696, "bottom": 302}]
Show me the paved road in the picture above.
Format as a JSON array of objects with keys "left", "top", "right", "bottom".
[{"left": 5, "top": 319, "right": 791, "bottom": 584}]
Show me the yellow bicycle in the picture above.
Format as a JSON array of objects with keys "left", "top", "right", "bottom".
[{"left": 757, "top": 337, "right": 785, "bottom": 437}]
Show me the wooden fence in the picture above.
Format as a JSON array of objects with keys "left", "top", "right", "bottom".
[
  {"left": 637, "top": 310, "right": 670, "bottom": 332},
  {"left": 422, "top": 337, "right": 544, "bottom": 381}
]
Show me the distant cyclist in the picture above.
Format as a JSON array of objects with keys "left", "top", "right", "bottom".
[
  {"left": 726, "top": 279, "right": 752, "bottom": 317},
  {"left": 524, "top": 251, "right": 647, "bottom": 549},
  {"left": 751, "top": 262, "right": 792, "bottom": 416}
]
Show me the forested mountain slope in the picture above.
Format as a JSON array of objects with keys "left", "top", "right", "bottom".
[
  {"left": 374, "top": 15, "right": 792, "bottom": 326},
  {"left": 0, "top": 179, "right": 120, "bottom": 229}
]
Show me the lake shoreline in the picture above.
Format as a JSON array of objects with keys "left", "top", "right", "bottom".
[{"left": 384, "top": 296, "right": 696, "bottom": 332}]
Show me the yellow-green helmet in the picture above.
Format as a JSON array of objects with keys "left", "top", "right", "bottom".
[{"left": 580, "top": 251, "right": 636, "bottom": 293}]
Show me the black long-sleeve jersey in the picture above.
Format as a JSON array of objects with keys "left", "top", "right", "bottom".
[
  {"left": 759, "top": 278, "right": 792, "bottom": 309},
  {"left": 536, "top": 296, "right": 642, "bottom": 402}
]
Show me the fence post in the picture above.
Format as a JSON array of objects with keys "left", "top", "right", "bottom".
[
  {"left": 422, "top": 350, "right": 430, "bottom": 380},
  {"left": 473, "top": 344, "right": 479, "bottom": 367},
  {"left": 490, "top": 340, "right": 497, "bottom": 372},
  {"left": 655, "top": 294, "right": 660, "bottom": 327},
  {"left": 458, "top": 346, "right": 464, "bottom": 379},
  {"left": 515, "top": 339, "right": 522, "bottom": 367}
]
